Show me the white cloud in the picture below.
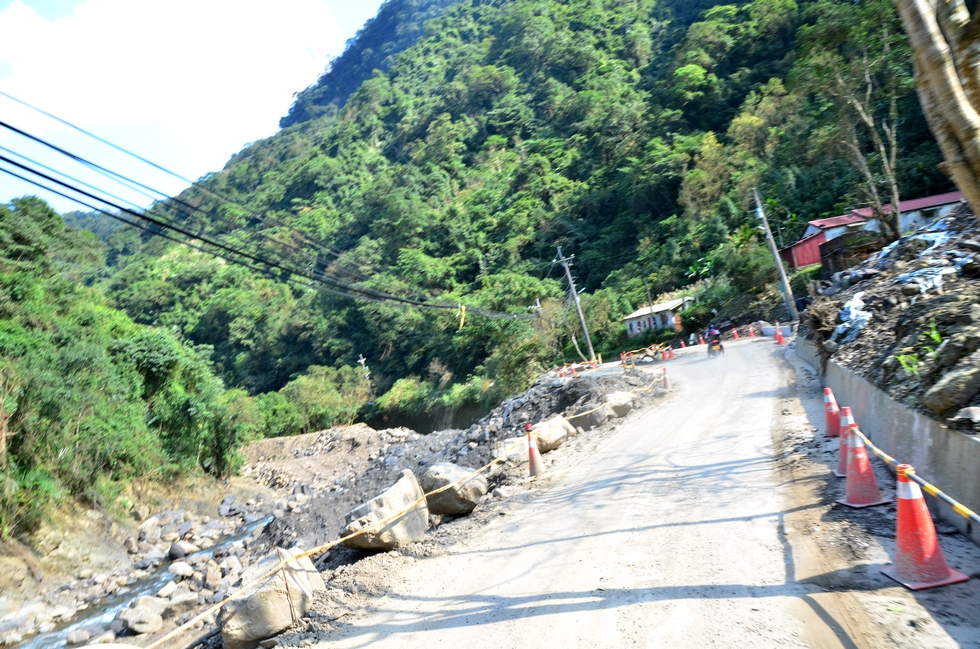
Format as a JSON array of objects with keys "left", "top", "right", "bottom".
[{"left": 0, "top": 0, "right": 346, "bottom": 210}]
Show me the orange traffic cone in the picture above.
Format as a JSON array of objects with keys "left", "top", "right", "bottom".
[
  {"left": 662, "top": 367, "right": 670, "bottom": 390},
  {"left": 571, "top": 365, "right": 577, "bottom": 377},
  {"left": 774, "top": 321, "right": 780, "bottom": 339},
  {"left": 882, "top": 465, "right": 969, "bottom": 590},
  {"left": 834, "top": 407, "right": 854, "bottom": 477},
  {"left": 838, "top": 430, "right": 890, "bottom": 508},
  {"left": 699, "top": 335, "right": 705, "bottom": 345},
  {"left": 527, "top": 428, "right": 544, "bottom": 477},
  {"left": 669, "top": 348, "right": 675, "bottom": 360},
  {"left": 749, "top": 325, "right": 755, "bottom": 337},
  {"left": 733, "top": 329, "right": 740, "bottom": 339},
  {"left": 823, "top": 388, "right": 840, "bottom": 437},
  {"left": 681, "top": 341, "right": 686, "bottom": 348}
]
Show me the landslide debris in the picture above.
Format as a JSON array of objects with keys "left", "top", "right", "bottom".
[{"left": 800, "top": 205, "right": 980, "bottom": 429}]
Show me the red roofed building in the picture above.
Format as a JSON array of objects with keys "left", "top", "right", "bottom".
[{"left": 779, "top": 191, "right": 964, "bottom": 269}]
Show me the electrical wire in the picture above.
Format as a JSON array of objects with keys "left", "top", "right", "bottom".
[
  {"left": 0, "top": 108, "right": 432, "bottom": 299},
  {"left": 0, "top": 161, "right": 536, "bottom": 321},
  {"left": 0, "top": 91, "right": 381, "bottom": 282}
]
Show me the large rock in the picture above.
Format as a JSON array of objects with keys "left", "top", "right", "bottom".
[
  {"left": 532, "top": 416, "right": 572, "bottom": 452},
  {"left": 162, "top": 592, "right": 199, "bottom": 619},
  {"left": 119, "top": 607, "right": 162, "bottom": 635},
  {"left": 420, "top": 463, "right": 487, "bottom": 515},
  {"left": 602, "top": 392, "right": 635, "bottom": 418},
  {"left": 921, "top": 353, "right": 980, "bottom": 412},
  {"left": 570, "top": 402, "right": 608, "bottom": 430},
  {"left": 340, "top": 470, "right": 429, "bottom": 550},
  {"left": 219, "top": 547, "right": 325, "bottom": 649}
]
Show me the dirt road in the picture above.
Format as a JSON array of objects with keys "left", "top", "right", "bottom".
[{"left": 311, "top": 338, "right": 980, "bottom": 648}]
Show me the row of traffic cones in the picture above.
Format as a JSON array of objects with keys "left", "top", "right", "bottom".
[{"left": 821, "top": 388, "right": 969, "bottom": 590}]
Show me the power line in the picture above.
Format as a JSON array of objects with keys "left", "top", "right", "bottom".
[
  {"left": 0, "top": 161, "right": 536, "bottom": 321},
  {"left": 0, "top": 91, "right": 379, "bottom": 282},
  {"left": 0, "top": 104, "right": 431, "bottom": 299}
]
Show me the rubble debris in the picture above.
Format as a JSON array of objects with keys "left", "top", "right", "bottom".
[{"left": 801, "top": 204, "right": 980, "bottom": 418}]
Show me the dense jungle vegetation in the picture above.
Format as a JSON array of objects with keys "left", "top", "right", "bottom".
[{"left": 0, "top": 0, "right": 957, "bottom": 536}]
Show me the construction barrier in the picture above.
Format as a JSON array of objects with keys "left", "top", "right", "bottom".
[
  {"left": 823, "top": 388, "right": 840, "bottom": 438},
  {"left": 833, "top": 426, "right": 978, "bottom": 590},
  {"left": 882, "top": 464, "right": 970, "bottom": 590}
]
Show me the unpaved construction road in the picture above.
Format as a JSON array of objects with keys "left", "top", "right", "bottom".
[{"left": 311, "top": 338, "right": 980, "bottom": 648}]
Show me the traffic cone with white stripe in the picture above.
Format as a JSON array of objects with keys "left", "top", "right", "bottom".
[
  {"left": 824, "top": 388, "right": 840, "bottom": 437},
  {"left": 749, "top": 325, "right": 755, "bottom": 337},
  {"left": 882, "top": 465, "right": 969, "bottom": 590},
  {"left": 681, "top": 341, "right": 686, "bottom": 348},
  {"left": 838, "top": 429, "right": 889, "bottom": 508},
  {"left": 834, "top": 407, "right": 854, "bottom": 478},
  {"left": 699, "top": 335, "right": 705, "bottom": 345},
  {"left": 527, "top": 426, "right": 544, "bottom": 477},
  {"left": 733, "top": 329, "right": 740, "bottom": 339},
  {"left": 662, "top": 367, "right": 670, "bottom": 390},
  {"left": 669, "top": 348, "right": 675, "bottom": 360}
]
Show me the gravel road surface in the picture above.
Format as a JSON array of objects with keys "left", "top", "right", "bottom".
[{"left": 310, "top": 338, "right": 978, "bottom": 648}]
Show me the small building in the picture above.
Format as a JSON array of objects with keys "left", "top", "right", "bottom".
[
  {"left": 780, "top": 191, "right": 965, "bottom": 270},
  {"left": 622, "top": 297, "right": 694, "bottom": 338},
  {"left": 779, "top": 231, "right": 826, "bottom": 270}
]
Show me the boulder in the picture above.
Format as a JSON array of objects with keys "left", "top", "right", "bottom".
[
  {"left": 602, "top": 392, "right": 635, "bottom": 418},
  {"left": 65, "top": 629, "right": 90, "bottom": 645},
  {"left": 129, "top": 596, "right": 168, "bottom": 616},
  {"left": 531, "top": 416, "right": 571, "bottom": 453},
  {"left": 570, "top": 402, "right": 608, "bottom": 430},
  {"left": 341, "top": 470, "right": 429, "bottom": 550},
  {"left": 120, "top": 607, "right": 162, "bottom": 635},
  {"left": 156, "top": 580, "right": 177, "bottom": 598},
  {"left": 420, "top": 463, "right": 487, "bottom": 515},
  {"left": 163, "top": 592, "right": 199, "bottom": 618},
  {"left": 168, "top": 561, "right": 194, "bottom": 577},
  {"left": 921, "top": 353, "right": 980, "bottom": 412},
  {"left": 219, "top": 547, "right": 325, "bottom": 649}
]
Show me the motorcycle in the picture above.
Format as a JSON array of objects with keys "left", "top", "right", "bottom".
[{"left": 708, "top": 337, "right": 724, "bottom": 358}]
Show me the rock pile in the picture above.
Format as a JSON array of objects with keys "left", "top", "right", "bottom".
[{"left": 801, "top": 206, "right": 980, "bottom": 426}]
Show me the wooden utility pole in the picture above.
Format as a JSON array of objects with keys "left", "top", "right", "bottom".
[
  {"left": 753, "top": 188, "right": 799, "bottom": 321},
  {"left": 642, "top": 275, "right": 654, "bottom": 308},
  {"left": 555, "top": 247, "right": 595, "bottom": 362}
]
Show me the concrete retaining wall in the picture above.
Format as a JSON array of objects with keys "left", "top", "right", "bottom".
[{"left": 796, "top": 337, "right": 980, "bottom": 546}]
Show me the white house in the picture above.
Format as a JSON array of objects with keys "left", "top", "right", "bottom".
[{"left": 622, "top": 297, "right": 694, "bottom": 338}]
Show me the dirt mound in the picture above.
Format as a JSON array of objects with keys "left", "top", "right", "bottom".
[{"left": 800, "top": 205, "right": 980, "bottom": 427}]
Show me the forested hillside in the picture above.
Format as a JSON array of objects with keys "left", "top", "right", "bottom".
[
  {"left": 0, "top": 0, "right": 957, "bottom": 535},
  {"left": 114, "top": 0, "right": 948, "bottom": 402}
]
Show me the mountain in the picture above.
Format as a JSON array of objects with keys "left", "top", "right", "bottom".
[
  {"left": 280, "top": 0, "right": 462, "bottom": 128},
  {"left": 96, "top": 0, "right": 955, "bottom": 431},
  {"left": 3, "top": 0, "right": 957, "bottom": 537}
]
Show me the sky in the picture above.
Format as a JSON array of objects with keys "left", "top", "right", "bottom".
[{"left": 0, "top": 0, "right": 385, "bottom": 212}]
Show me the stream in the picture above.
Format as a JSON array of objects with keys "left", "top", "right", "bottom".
[{"left": 15, "top": 515, "right": 273, "bottom": 649}]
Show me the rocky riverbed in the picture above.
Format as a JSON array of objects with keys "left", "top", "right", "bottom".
[{"left": 0, "top": 367, "right": 662, "bottom": 648}]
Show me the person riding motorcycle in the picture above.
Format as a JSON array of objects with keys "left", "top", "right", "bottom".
[{"left": 707, "top": 325, "right": 724, "bottom": 356}]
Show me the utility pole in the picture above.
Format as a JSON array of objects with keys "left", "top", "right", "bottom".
[
  {"left": 641, "top": 275, "right": 654, "bottom": 309},
  {"left": 555, "top": 247, "right": 595, "bottom": 361},
  {"left": 357, "top": 354, "right": 374, "bottom": 401},
  {"left": 752, "top": 188, "right": 799, "bottom": 321}
]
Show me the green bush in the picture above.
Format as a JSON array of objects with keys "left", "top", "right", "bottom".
[{"left": 279, "top": 365, "right": 370, "bottom": 432}]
